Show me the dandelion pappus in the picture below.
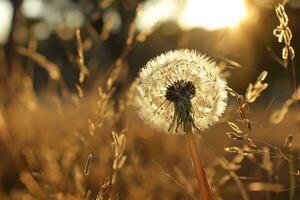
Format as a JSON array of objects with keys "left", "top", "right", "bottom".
[{"left": 134, "top": 49, "right": 228, "bottom": 135}]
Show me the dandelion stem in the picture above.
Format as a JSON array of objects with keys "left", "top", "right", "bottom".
[{"left": 185, "top": 131, "right": 214, "bottom": 200}]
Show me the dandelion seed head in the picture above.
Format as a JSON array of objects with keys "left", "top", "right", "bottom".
[
  {"left": 165, "top": 80, "right": 196, "bottom": 103},
  {"left": 134, "top": 49, "right": 227, "bottom": 135}
]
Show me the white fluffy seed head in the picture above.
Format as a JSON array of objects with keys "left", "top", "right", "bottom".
[{"left": 134, "top": 49, "right": 228, "bottom": 135}]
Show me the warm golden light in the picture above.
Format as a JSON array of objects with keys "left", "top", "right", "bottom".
[
  {"left": 179, "top": 0, "right": 248, "bottom": 30},
  {"left": 136, "top": 0, "right": 248, "bottom": 31}
]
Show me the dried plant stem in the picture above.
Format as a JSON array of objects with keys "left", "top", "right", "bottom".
[
  {"left": 290, "top": 58, "right": 297, "bottom": 106},
  {"left": 218, "top": 158, "right": 249, "bottom": 200},
  {"left": 185, "top": 131, "right": 214, "bottom": 200}
]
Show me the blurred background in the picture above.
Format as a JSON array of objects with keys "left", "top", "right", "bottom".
[
  {"left": 0, "top": 0, "right": 299, "bottom": 94},
  {"left": 0, "top": 0, "right": 300, "bottom": 199}
]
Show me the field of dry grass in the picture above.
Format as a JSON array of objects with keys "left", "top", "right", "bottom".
[{"left": 0, "top": 0, "right": 300, "bottom": 200}]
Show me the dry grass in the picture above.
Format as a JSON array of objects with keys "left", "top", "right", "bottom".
[{"left": 0, "top": 1, "right": 299, "bottom": 200}]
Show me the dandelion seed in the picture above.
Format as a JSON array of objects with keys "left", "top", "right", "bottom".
[{"left": 134, "top": 49, "right": 227, "bottom": 134}]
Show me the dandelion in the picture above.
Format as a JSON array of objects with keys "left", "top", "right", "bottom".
[
  {"left": 134, "top": 49, "right": 228, "bottom": 200},
  {"left": 135, "top": 49, "right": 227, "bottom": 135}
]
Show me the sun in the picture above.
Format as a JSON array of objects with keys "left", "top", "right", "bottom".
[
  {"left": 178, "top": 0, "right": 248, "bottom": 30},
  {"left": 136, "top": 0, "right": 248, "bottom": 32}
]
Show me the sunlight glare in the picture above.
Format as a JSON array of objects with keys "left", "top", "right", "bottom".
[
  {"left": 135, "top": 0, "right": 180, "bottom": 32},
  {"left": 178, "top": 0, "right": 248, "bottom": 30},
  {"left": 136, "top": 0, "right": 248, "bottom": 32}
]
